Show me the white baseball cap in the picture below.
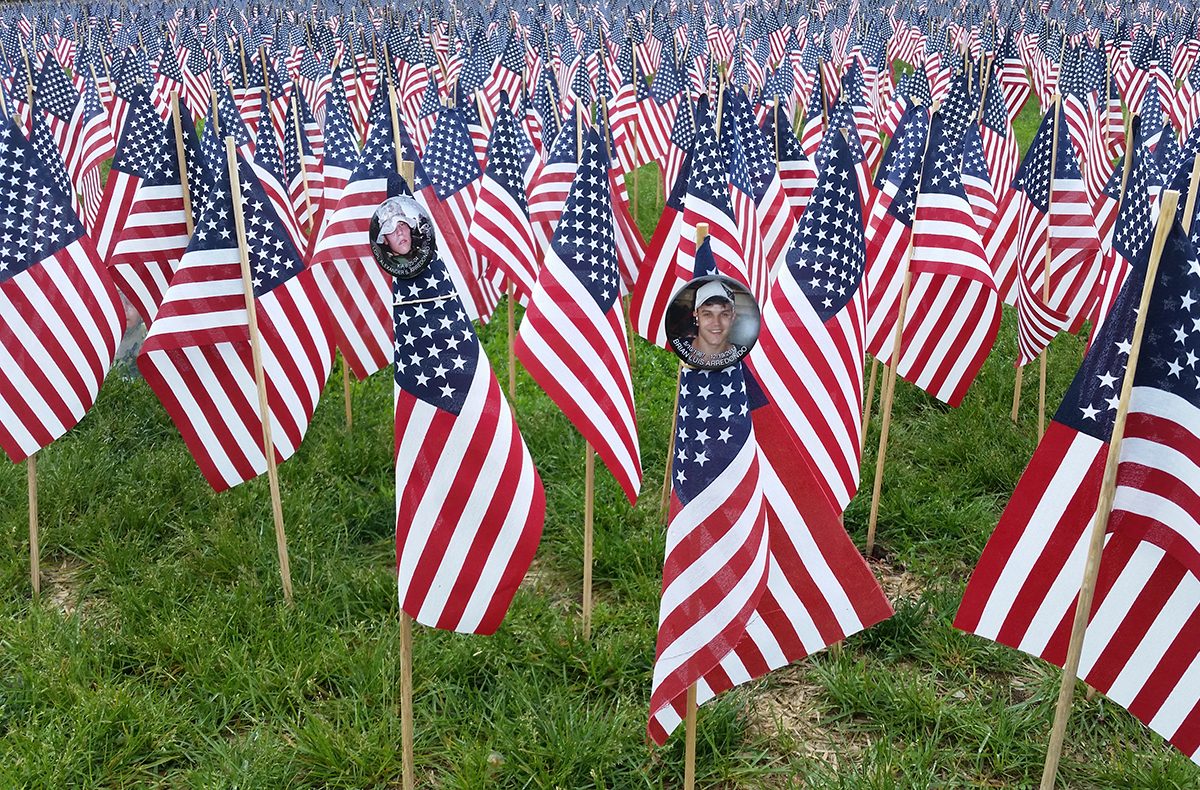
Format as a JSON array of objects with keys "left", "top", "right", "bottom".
[{"left": 694, "top": 279, "right": 734, "bottom": 308}]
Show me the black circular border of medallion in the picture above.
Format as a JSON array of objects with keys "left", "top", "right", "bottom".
[
  {"left": 665, "top": 274, "right": 761, "bottom": 370},
  {"left": 369, "top": 198, "right": 437, "bottom": 279}
]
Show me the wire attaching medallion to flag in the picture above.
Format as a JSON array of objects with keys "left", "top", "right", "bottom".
[
  {"left": 370, "top": 195, "right": 437, "bottom": 279},
  {"left": 665, "top": 274, "right": 761, "bottom": 370}
]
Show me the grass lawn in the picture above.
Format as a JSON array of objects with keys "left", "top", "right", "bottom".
[{"left": 2, "top": 99, "right": 1197, "bottom": 788}]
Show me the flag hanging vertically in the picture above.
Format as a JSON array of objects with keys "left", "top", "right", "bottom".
[
  {"left": 515, "top": 127, "right": 642, "bottom": 503},
  {"left": 957, "top": 219, "right": 1200, "bottom": 764},
  {"left": 749, "top": 128, "right": 866, "bottom": 511},
  {"left": 394, "top": 255, "right": 545, "bottom": 634},
  {"left": 0, "top": 118, "right": 125, "bottom": 462},
  {"left": 139, "top": 147, "right": 334, "bottom": 490}
]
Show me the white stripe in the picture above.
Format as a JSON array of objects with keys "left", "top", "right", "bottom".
[{"left": 974, "top": 433, "right": 1105, "bottom": 637}]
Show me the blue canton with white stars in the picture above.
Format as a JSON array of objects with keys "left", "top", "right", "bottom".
[
  {"left": 1130, "top": 225, "right": 1200, "bottom": 411},
  {"left": 552, "top": 127, "right": 620, "bottom": 312},
  {"left": 484, "top": 94, "right": 534, "bottom": 211},
  {"left": 1114, "top": 130, "right": 1155, "bottom": 267},
  {"left": 423, "top": 106, "right": 482, "bottom": 199},
  {"left": 34, "top": 59, "right": 79, "bottom": 120},
  {"left": 1054, "top": 263, "right": 1141, "bottom": 440},
  {"left": 112, "top": 85, "right": 167, "bottom": 177},
  {"left": 322, "top": 75, "right": 360, "bottom": 172},
  {"left": 0, "top": 119, "right": 84, "bottom": 284},
  {"left": 672, "top": 365, "right": 752, "bottom": 505},
  {"left": 190, "top": 152, "right": 304, "bottom": 298},
  {"left": 785, "top": 130, "right": 864, "bottom": 321},
  {"left": 881, "top": 107, "right": 931, "bottom": 223},
  {"left": 31, "top": 117, "right": 73, "bottom": 203},
  {"left": 393, "top": 256, "right": 479, "bottom": 415},
  {"left": 687, "top": 100, "right": 734, "bottom": 220}
]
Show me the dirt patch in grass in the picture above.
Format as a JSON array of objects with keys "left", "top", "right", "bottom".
[
  {"left": 868, "top": 556, "right": 923, "bottom": 602},
  {"left": 745, "top": 666, "right": 871, "bottom": 771},
  {"left": 520, "top": 556, "right": 577, "bottom": 614},
  {"left": 42, "top": 557, "right": 88, "bottom": 617}
]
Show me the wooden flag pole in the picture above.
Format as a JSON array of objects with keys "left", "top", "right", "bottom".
[
  {"left": 1183, "top": 153, "right": 1200, "bottom": 229},
  {"left": 28, "top": 453, "right": 39, "bottom": 598},
  {"left": 866, "top": 113, "right": 933, "bottom": 555},
  {"left": 260, "top": 47, "right": 273, "bottom": 107},
  {"left": 399, "top": 610, "right": 415, "bottom": 790},
  {"left": 1011, "top": 365, "right": 1024, "bottom": 422},
  {"left": 395, "top": 150, "right": 418, "bottom": 790},
  {"left": 170, "top": 92, "right": 194, "bottom": 235},
  {"left": 683, "top": 683, "right": 699, "bottom": 790},
  {"left": 577, "top": 108, "right": 597, "bottom": 641},
  {"left": 1038, "top": 189, "right": 1179, "bottom": 789},
  {"left": 210, "top": 89, "right": 221, "bottom": 138},
  {"left": 291, "top": 93, "right": 316, "bottom": 231},
  {"left": 582, "top": 444, "right": 596, "bottom": 640},
  {"left": 1037, "top": 96, "right": 1062, "bottom": 441},
  {"left": 662, "top": 223, "right": 709, "bottom": 521},
  {"left": 862, "top": 358, "right": 879, "bottom": 450},
  {"left": 226, "top": 136, "right": 294, "bottom": 607},
  {"left": 342, "top": 356, "right": 354, "bottom": 430}
]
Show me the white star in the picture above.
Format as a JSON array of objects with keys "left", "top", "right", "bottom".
[{"left": 1081, "top": 404, "right": 1099, "bottom": 420}]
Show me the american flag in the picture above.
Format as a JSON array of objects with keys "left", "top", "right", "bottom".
[
  {"left": 629, "top": 148, "right": 690, "bottom": 348},
  {"left": 92, "top": 82, "right": 159, "bottom": 263},
  {"left": 417, "top": 106, "right": 495, "bottom": 323},
  {"left": 1010, "top": 106, "right": 1103, "bottom": 364},
  {"left": 957, "top": 223, "right": 1200, "bottom": 764},
  {"left": 309, "top": 90, "right": 403, "bottom": 380},
  {"left": 639, "top": 49, "right": 684, "bottom": 164},
  {"left": 863, "top": 104, "right": 928, "bottom": 363},
  {"left": 393, "top": 255, "right": 545, "bottom": 635},
  {"left": 747, "top": 128, "right": 866, "bottom": 511},
  {"left": 106, "top": 50, "right": 148, "bottom": 144},
  {"left": 1092, "top": 124, "right": 1156, "bottom": 337},
  {"left": 763, "top": 104, "right": 817, "bottom": 226},
  {"left": 998, "top": 32, "right": 1031, "bottom": 123},
  {"left": 32, "top": 56, "right": 84, "bottom": 181},
  {"left": 318, "top": 76, "right": 360, "bottom": 229},
  {"left": 661, "top": 91, "right": 695, "bottom": 200},
  {"left": 679, "top": 95, "right": 747, "bottom": 289},
  {"left": 799, "top": 69, "right": 825, "bottom": 157},
  {"left": 151, "top": 43, "right": 185, "bottom": 120},
  {"left": 649, "top": 361, "right": 768, "bottom": 744},
  {"left": 180, "top": 42, "right": 213, "bottom": 121},
  {"left": 514, "top": 127, "right": 642, "bottom": 503},
  {"left": 103, "top": 89, "right": 196, "bottom": 327},
  {"left": 0, "top": 116, "right": 125, "bottom": 463},
  {"left": 467, "top": 92, "right": 539, "bottom": 303},
  {"left": 1110, "top": 220, "right": 1200, "bottom": 580},
  {"left": 138, "top": 145, "right": 334, "bottom": 491},
  {"left": 978, "top": 68, "right": 1020, "bottom": 211},
  {"left": 526, "top": 107, "right": 577, "bottom": 232},
  {"left": 71, "top": 71, "right": 116, "bottom": 230},
  {"left": 481, "top": 31, "right": 524, "bottom": 121},
  {"left": 962, "top": 125, "right": 998, "bottom": 240},
  {"left": 283, "top": 94, "right": 324, "bottom": 236},
  {"left": 891, "top": 112, "right": 1001, "bottom": 407},
  {"left": 725, "top": 90, "right": 797, "bottom": 290},
  {"left": 1118, "top": 29, "right": 1154, "bottom": 119},
  {"left": 251, "top": 111, "right": 307, "bottom": 257}
]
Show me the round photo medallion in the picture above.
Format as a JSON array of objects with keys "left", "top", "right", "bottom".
[
  {"left": 665, "top": 275, "right": 761, "bottom": 370},
  {"left": 369, "top": 195, "right": 437, "bottom": 279}
]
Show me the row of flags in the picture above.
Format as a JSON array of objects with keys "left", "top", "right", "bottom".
[{"left": 4, "top": 0, "right": 1200, "bottom": 766}]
